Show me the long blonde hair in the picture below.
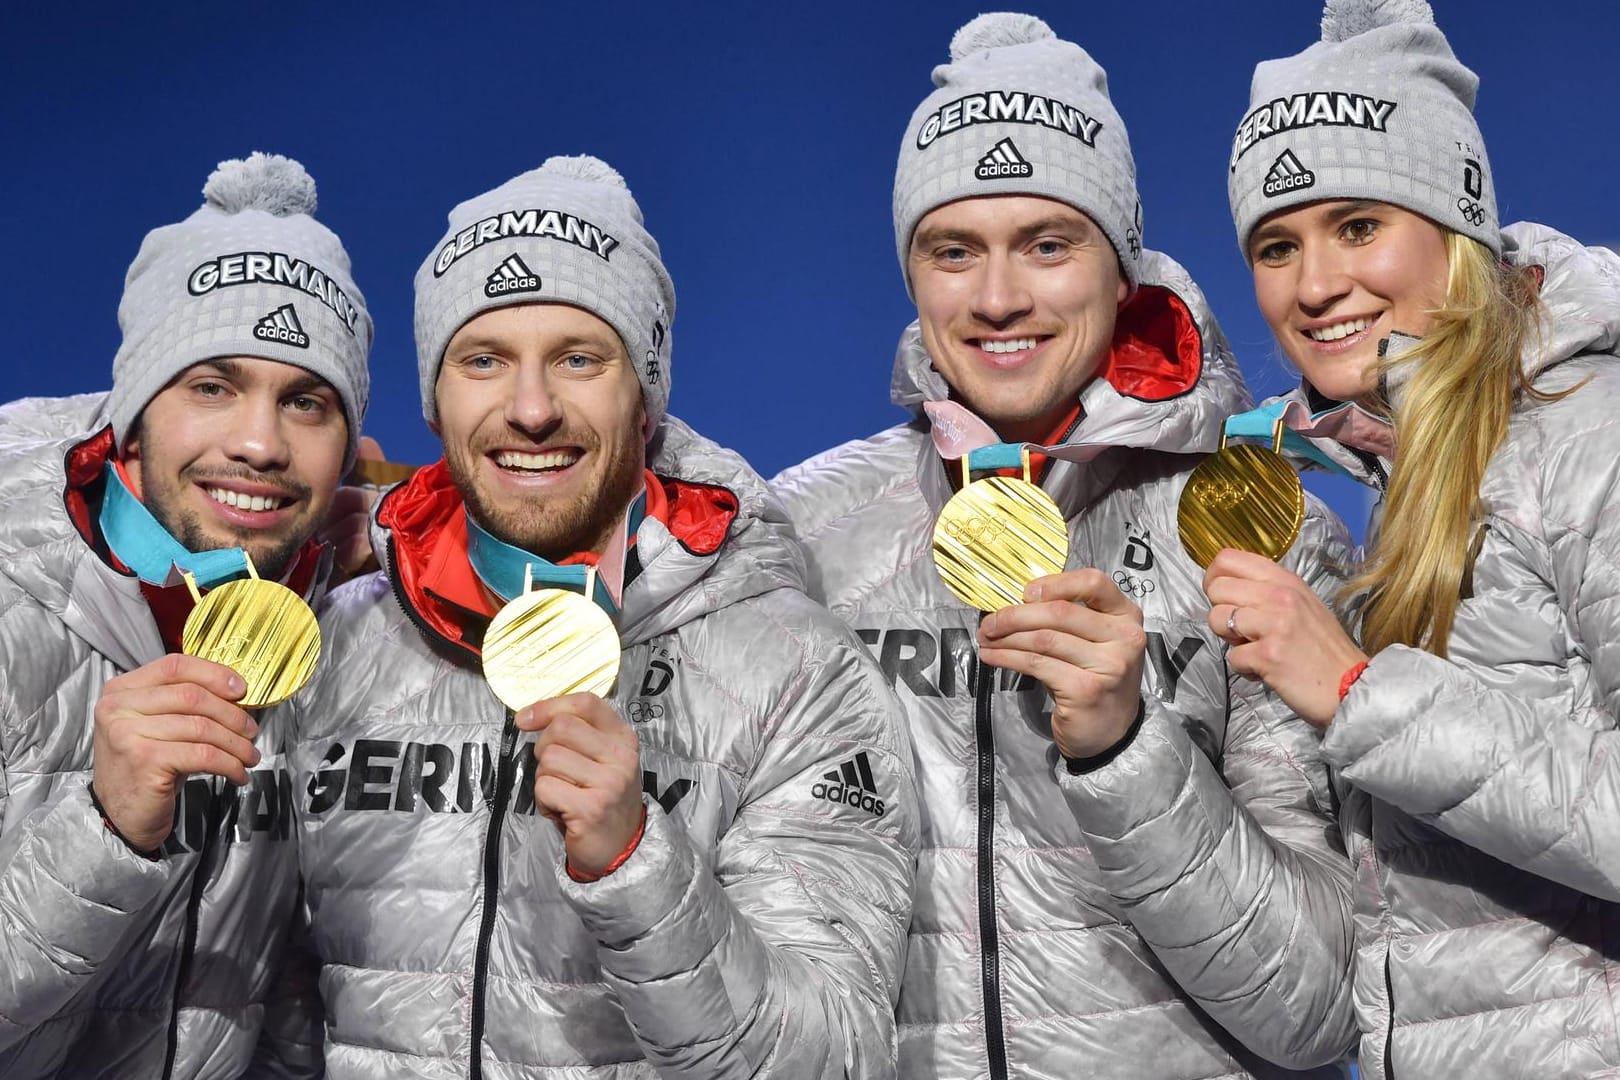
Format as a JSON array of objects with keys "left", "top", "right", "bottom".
[{"left": 1349, "top": 231, "right": 1544, "bottom": 658}]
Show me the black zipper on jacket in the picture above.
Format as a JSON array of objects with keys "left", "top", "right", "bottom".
[
  {"left": 382, "top": 535, "right": 514, "bottom": 1079},
  {"left": 1349, "top": 445, "right": 1389, "bottom": 493},
  {"left": 467, "top": 714, "right": 520, "bottom": 1080},
  {"left": 972, "top": 655, "right": 1010, "bottom": 1080},
  {"left": 160, "top": 782, "right": 230, "bottom": 1079}
]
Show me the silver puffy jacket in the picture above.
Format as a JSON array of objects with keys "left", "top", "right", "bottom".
[
  {"left": 1273, "top": 223, "right": 1620, "bottom": 1079},
  {"left": 772, "top": 249, "right": 1358, "bottom": 1079},
  {"left": 285, "top": 416, "right": 919, "bottom": 1079},
  {"left": 0, "top": 393, "right": 307, "bottom": 1079}
]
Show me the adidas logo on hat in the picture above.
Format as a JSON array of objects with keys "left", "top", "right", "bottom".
[
  {"left": 1263, "top": 149, "right": 1316, "bottom": 197},
  {"left": 975, "top": 137, "right": 1034, "bottom": 180},
  {"left": 252, "top": 303, "right": 308, "bottom": 349},
  {"left": 810, "top": 751, "right": 886, "bottom": 817},
  {"left": 485, "top": 253, "right": 540, "bottom": 298}
]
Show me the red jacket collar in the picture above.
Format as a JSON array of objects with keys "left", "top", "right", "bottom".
[{"left": 378, "top": 458, "right": 739, "bottom": 659}]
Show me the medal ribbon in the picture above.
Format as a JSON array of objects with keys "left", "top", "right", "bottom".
[
  {"left": 98, "top": 463, "right": 251, "bottom": 589},
  {"left": 465, "top": 492, "right": 646, "bottom": 617},
  {"left": 1222, "top": 402, "right": 1357, "bottom": 477},
  {"left": 962, "top": 443, "right": 1028, "bottom": 473}
]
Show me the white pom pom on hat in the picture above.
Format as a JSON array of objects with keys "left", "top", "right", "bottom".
[
  {"left": 538, "top": 154, "right": 628, "bottom": 189},
  {"left": 202, "top": 152, "right": 317, "bottom": 217},
  {"left": 948, "top": 12, "right": 1055, "bottom": 61},
  {"left": 1321, "top": 0, "right": 1435, "bottom": 42}
]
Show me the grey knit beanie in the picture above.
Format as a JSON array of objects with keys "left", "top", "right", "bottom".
[
  {"left": 893, "top": 13, "right": 1142, "bottom": 293},
  {"left": 110, "top": 153, "right": 373, "bottom": 465},
  {"left": 1229, "top": 0, "right": 1498, "bottom": 255},
  {"left": 414, "top": 155, "right": 675, "bottom": 430}
]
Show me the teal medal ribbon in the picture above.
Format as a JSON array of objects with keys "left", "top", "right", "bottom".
[
  {"left": 963, "top": 443, "right": 1028, "bottom": 473},
  {"left": 98, "top": 463, "right": 251, "bottom": 589},
  {"left": 1223, "top": 402, "right": 1355, "bottom": 478},
  {"left": 464, "top": 492, "right": 646, "bottom": 617}
]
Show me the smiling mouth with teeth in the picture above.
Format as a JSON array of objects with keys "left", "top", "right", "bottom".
[
  {"left": 206, "top": 487, "right": 291, "bottom": 513},
  {"left": 493, "top": 448, "right": 581, "bottom": 474},
  {"left": 979, "top": 337, "right": 1041, "bottom": 355},
  {"left": 1305, "top": 317, "right": 1374, "bottom": 343}
]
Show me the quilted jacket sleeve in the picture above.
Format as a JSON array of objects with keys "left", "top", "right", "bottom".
[
  {"left": 1324, "top": 367, "right": 1620, "bottom": 901},
  {"left": 1058, "top": 505, "right": 1358, "bottom": 1069},
  {"left": 557, "top": 605, "right": 919, "bottom": 1079},
  {"left": 0, "top": 755, "right": 174, "bottom": 1050}
]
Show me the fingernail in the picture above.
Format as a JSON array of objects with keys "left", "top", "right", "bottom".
[
  {"left": 228, "top": 673, "right": 246, "bottom": 695},
  {"left": 245, "top": 717, "right": 259, "bottom": 739},
  {"left": 515, "top": 707, "right": 532, "bottom": 726}
]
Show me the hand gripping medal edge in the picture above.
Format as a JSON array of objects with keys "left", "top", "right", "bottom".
[
  {"left": 1177, "top": 415, "right": 1306, "bottom": 569},
  {"left": 181, "top": 557, "right": 321, "bottom": 710},
  {"left": 933, "top": 446, "right": 1070, "bottom": 613},
  {"left": 483, "top": 564, "right": 621, "bottom": 712}
]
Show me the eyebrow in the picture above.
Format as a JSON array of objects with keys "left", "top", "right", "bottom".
[
  {"left": 912, "top": 215, "right": 1093, "bottom": 251},
  {"left": 447, "top": 334, "right": 623, "bottom": 357},
  {"left": 1250, "top": 199, "right": 1385, "bottom": 252},
  {"left": 191, "top": 358, "right": 333, "bottom": 397},
  {"left": 1320, "top": 199, "right": 1382, "bottom": 225},
  {"left": 197, "top": 357, "right": 243, "bottom": 379}
]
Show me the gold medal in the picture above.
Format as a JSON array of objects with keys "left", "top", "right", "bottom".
[
  {"left": 933, "top": 450, "right": 1069, "bottom": 612},
  {"left": 1177, "top": 417, "right": 1305, "bottom": 568},
  {"left": 182, "top": 559, "right": 321, "bottom": 709},
  {"left": 483, "top": 566, "right": 621, "bottom": 711}
]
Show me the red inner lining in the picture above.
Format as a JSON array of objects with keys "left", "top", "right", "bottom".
[
  {"left": 1099, "top": 283, "right": 1203, "bottom": 402},
  {"left": 379, "top": 458, "right": 739, "bottom": 654}
]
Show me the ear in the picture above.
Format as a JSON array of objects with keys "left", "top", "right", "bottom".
[
  {"left": 1116, "top": 274, "right": 1130, "bottom": 308},
  {"left": 119, "top": 427, "right": 146, "bottom": 497}
]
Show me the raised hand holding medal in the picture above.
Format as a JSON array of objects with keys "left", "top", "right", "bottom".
[{"left": 933, "top": 440, "right": 1147, "bottom": 759}]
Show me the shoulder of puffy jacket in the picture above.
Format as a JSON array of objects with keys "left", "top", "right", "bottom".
[
  {"left": 0, "top": 392, "right": 109, "bottom": 446},
  {"left": 650, "top": 414, "right": 783, "bottom": 526},
  {"left": 770, "top": 423, "right": 926, "bottom": 537}
]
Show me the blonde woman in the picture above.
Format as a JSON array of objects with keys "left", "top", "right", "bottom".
[{"left": 1207, "top": 1, "right": 1620, "bottom": 1077}]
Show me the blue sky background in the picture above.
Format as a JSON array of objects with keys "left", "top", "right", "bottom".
[{"left": 5, "top": 1, "right": 1617, "bottom": 539}]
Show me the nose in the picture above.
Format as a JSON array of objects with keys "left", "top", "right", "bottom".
[
  {"left": 1295, "top": 239, "right": 1352, "bottom": 314},
  {"left": 504, "top": 360, "right": 561, "bottom": 436},
  {"left": 223, "top": 392, "right": 292, "bottom": 472},
  {"left": 971, "top": 250, "right": 1034, "bottom": 328}
]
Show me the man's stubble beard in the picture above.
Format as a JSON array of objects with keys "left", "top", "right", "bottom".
[
  {"left": 451, "top": 425, "right": 645, "bottom": 561},
  {"left": 143, "top": 468, "right": 313, "bottom": 581}
]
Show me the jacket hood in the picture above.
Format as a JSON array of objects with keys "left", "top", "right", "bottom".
[
  {"left": 890, "top": 246, "right": 1252, "bottom": 463},
  {"left": 1507, "top": 220, "right": 1620, "bottom": 381},
  {"left": 375, "top": 413, "right": 806, "bottom": 653},
  {"left": 0, "top": 392, "right": 169, "bottom": 670}
]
